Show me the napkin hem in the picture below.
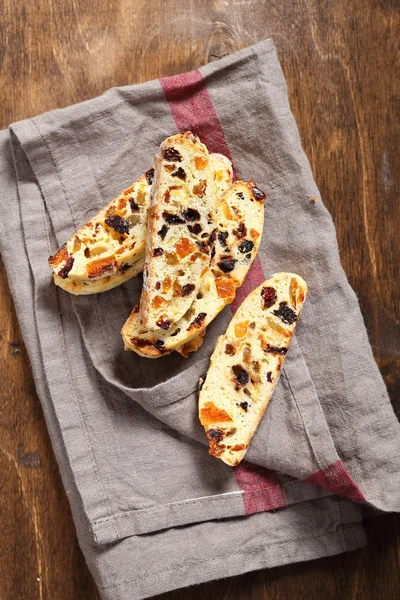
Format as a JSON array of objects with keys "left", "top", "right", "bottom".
[
  {"left": 91, "top": 474, "right": 338, "bottom": 544},
  {"left": 96, "top": 496, "right": 366, "bottom": 599},
  {"left": 104, "top": 526, "right": 365, "bottom": 594}
]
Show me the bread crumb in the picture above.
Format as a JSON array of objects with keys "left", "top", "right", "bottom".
[{"left": 310, "top": 196, "right": 317, "bottom": 203}]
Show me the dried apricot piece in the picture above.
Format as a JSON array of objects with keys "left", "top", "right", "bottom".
[
  {"left": 176, "top": 237, "right": 196, "bottom": 259},
  {"left": 200, "top": 401, "right": 233, "bottom": 426},
  {"left": 221, "top": 201, "right": 233, "bottom": 220},
  {"left": 162, "top": 277, "right": 172, "bottom": 292},
  {"left": 72, "top": 237, "right": 81, "bottom": 253},
  {"left": 215, "top": 277, "right": 236, "bottom": 300},
  {"left": 165, "top": 252, "right": 179, "bottom": 266},
  {"left": 151, "top": 295, "right": 166, "bottom": 310},
  {"left": 87, "top": 257, "right": 117, "bottom": 279},
  {"left": 234, "top": 321, "right": 249, "bottom": 338},
  {"left": 195, "top": 155, "right": 208, "bottom": 170},
  {"left": 193, "top": 180, "right": 207, "bottom": 197}
]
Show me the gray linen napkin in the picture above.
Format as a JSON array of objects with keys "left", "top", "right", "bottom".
[{"left": 0, "top": 39, "right": 398, "bottom": 599}]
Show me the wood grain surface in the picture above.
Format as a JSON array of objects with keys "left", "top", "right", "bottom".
[{"left": 0, "top": 1, "right": 399, "bottom": 598}]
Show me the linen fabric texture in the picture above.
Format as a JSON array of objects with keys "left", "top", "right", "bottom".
[{"left": 1, "top": 39, "right": 398, "bottom": 599}]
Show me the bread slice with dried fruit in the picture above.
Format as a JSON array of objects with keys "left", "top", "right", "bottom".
[
  {"left": 48, "top": 152, "right": 231, "bottom": 296},
  {"left": 198, "top": 273, "right": 307, "bottom": 466},
  {"left": 122, "top": 180, "right": 265, "bottom": 357},
  {"left": 48, "top": 168, "right": 155, "bottom": 294},
  {"left": 139, "top": 132, "right": 219, "bottom": 330}
]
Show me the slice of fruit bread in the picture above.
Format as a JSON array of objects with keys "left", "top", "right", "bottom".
[
  {"left": 122, "top": 181, "right": 265, "bottom": 357},
  {"left": 139, "top": 132, "right": 220, "bottom": 330},
  {"left": 198, "top": 273, "right": 307, "bottom": 466},
  {"left": 48, "top": 168, "right": 154, "bottom": 295}
]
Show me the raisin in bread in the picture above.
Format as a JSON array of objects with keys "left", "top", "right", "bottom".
[
  {"left": 48, "top": 169, "right": 154, "bottom": 294},
  {"left": 48, "top": 152, "right": 231, "bottom": 295},
  {"left": 139, "top": 132, "right": 219, "bottom": 330},
  {"left": 122, "top": 181, "right": 265, "bottom": 357},
  {"left": 198, "top": 273, "right": 307, "bottom": 466}
]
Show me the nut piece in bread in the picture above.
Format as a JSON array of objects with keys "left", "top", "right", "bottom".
[
  {"left": 48, "top": 168, "right": 155, "bottom": 294},
  {"left": 198, "top": 273, "right": 307, "bottom": 466},
  {"left": 122, "top": 180, "right": 265, "bottom": 357},
  {"left": 139, "top": 132, "right": 219, "bottom": 330}
]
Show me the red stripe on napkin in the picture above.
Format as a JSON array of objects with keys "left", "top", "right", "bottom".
[
  {"left": 160, "top": 68, "right": 286, "bottom": 515},
  {"left": 234, "top": 462, "right": 286, "bottom": 513},
  {"left": 304, "top": 460, "right": 366, "bottom": 502},
  {"left": 160, "top": 70, "right": 234, "bottom": 172},
  {"left": 230, "top": 256, "right": 265, "bottom": 314}
]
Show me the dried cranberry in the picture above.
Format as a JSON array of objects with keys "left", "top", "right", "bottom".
[
  {"left": 252, "top": 185, "right": 266, "bottom": 200},
  {"left": 153, "top": 247, "right": 163, "bottom": 257},
  {"left": 264, "top": 344, "right": 288, "bottom": 355},
  {"left": 218, "top": 231, "right": 228, "bottom": 247},
  {"left": 210, "top": 246, "right": 216, "bottom": 259},
  {"left": 163, "top": 211, "right": 185, "bottom": 225},
  {"left": 266, "top": 371, "right": 273, "bottom": 383},
  {"left": 189, "top": 312, "right": 207, "bottom": 329},
  {"left": 206, "top": 429, "right": 224, "bottom": 442},
  {"left": 232, "top": 365, "right": 249, "bottom": 385},
  {"left": 182, "top": 283, "right": 195, "bottom": 296},
  {"left": 273, "top": 301, "right": 297, "bottom": 325},
  {"left": 187, "top": 223, "right": 202, "bottom": 235},
  {"left": 239, "top": 401, "right": 248, "bottom": 412},
  {"left": 129, "top": 198, "right": 139, "bottom": 212},
  {"left": 158, "top": 224, "right": 169, "bottom": 239},
  {"left": 58, "top": 256, "right": 74, "bottom": 279},
  {"left": 164, "top": 147, "right": 182, "bottom": 162},
  {"left": 145, "top": 168, "right": 154, "bottom": 185},
  {"left": 171, "top": 167, "right": 186, "bottom": 180},
  {"left": 183, "top": 208, "right": 200, "bottom": 221},
  {"left": 217, "top": 258, "right": 236, "bottom": 273},
  {"left": 105, "top": 215, "right": 130, "bottom": 234},
  {"left": 156, "top": 317, "right": 170, "bottom": 330},
  {"left": 236, "top": 222, "right": 247, "bottom": 238},
  {"left": 238, "top": 240, "right": 254, "bottom": 254},
  {"left": 155, "top": 281, "right": 161, "bottom": 290},
  {"left": 261, "top": 286, "right": 277, "bottom": 309}
]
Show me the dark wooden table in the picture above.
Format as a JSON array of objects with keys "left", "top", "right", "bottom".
[{"left": 1, "top": 1, "right": 399, "bottom": 598}]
